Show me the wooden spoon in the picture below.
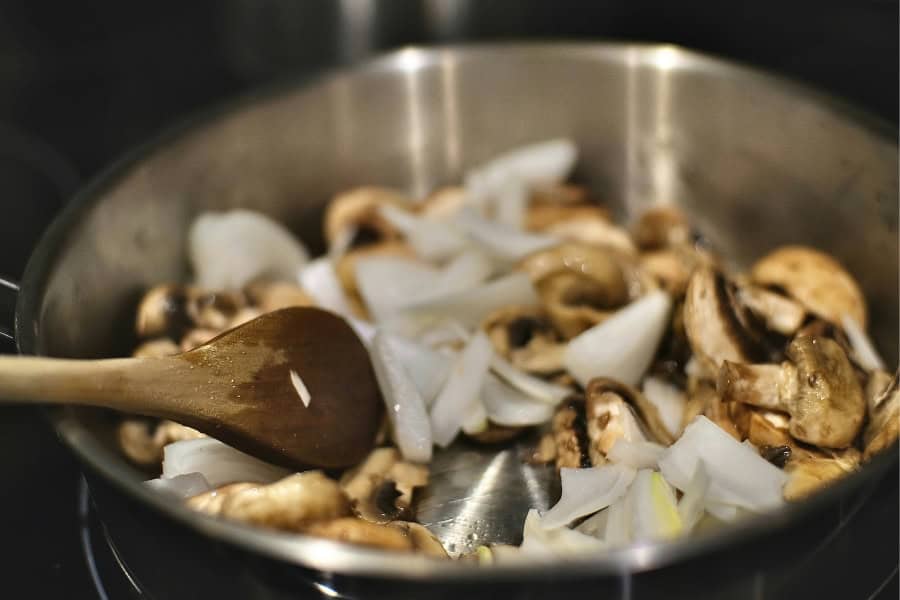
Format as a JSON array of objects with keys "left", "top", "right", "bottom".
[{"left": 0, "top": 307, "right": 382, "bottom": 469}]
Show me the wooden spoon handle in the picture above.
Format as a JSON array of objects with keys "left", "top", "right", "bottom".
[{"left": 0, "top": 355, "right": 181, "bottom": 416}]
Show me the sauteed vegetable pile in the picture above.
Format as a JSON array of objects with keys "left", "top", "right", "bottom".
[{"left": 118, "top": 139, "right": 897, "bottom": 560}]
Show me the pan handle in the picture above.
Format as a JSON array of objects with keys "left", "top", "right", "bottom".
[{"left": 0, "top": 276, "right": 19, "bottom": 343}]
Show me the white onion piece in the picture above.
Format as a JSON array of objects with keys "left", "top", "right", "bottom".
[
  {"left": 482, "top": 374, "right": 556, "bottom": 426},
  {"left": 190, "top": 210, "right": 309, "bottom": 289},
  {"left": 493, "top": 177, "right": 528, "bottom": 229},
  {"left": 603, "top": 485, "right": 635, "bottom": 547},
  {"left": 434, "top": 250, "right": 495, "bottom": 296},
  {"left": 842, "top": 314, "right": 885, "bottom": 371},
  {"left": 298, "top": 258, "right": 354, "bottom": 316},
  {"left": 490, "top": 354, "right": 570, "bottom": 405},
  {"left": 429, "top": 332, "right": 493, "bottom": 447},
  {"left": 606, "top": 439, "right": 665, "bottom": 470},
  {"left": 370, "top": 331, "right": 433, "bottom": 462},
  {"left": 705, "top": 501, "right": 741, "bottom": 522},
  {"left": 378, "top": 204, "right": 467, "bottom": 261},
  {"left": 470, "top": 139, "right": 578, "bottom": 191},
  {"left": 162, "top": 438, "right": 291, "bottom": 488},
  {"left": 641, "top": 376, "right": 687, "bottom": 437},
  {"left": 658, "top": 416, "right": 788, "bottom": 512},
  {"left": 455, "top": 209, "right": 559, "bottom": 262},
  {"left": 378, "top": 332, "right": 451, "bottom": 407},
  {"left": 631, "top": 469, "right": 683, "bottom": 542},
  {"left": 541, "top": 464, "right": 636, "bottom": 529},
  {"left": 461, "top": 399, "right": 489, "bottom": 435},
  {"left": 677, "top": 460, "right": 710, "bottom": 533},
  {"left": 418, "top": 320, "right": 471, "bottom": 350},
  {"left": 574, "top": 507, "right": 609, "bottom": 538},
  {"left": 520, "top": 509, "right": 606, "bottom": 558},
  {"left": 145, "top": 473, "right": 211, "bottom": 499},
  {"left": 355, "top": 256, "right": 441, "bottom": 321},
  {"left": 388, "top": 273, "right": 540, "bottom": 336},
  {"left": 564, "top": 291, "right": 671, "bottom": 387}
]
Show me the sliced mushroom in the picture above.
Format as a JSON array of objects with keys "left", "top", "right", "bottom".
[
  {"left": 648, "top": 301, "right": 692, "bottom": 388},
  {"left": 736, "top": 285, "right": 806, "bottom": 336},
  {"left": 339, "top": 447, "right": 429, "bottom": 524},
  {"left": 586, "top": 378, "right": 676, "bottom": 447},
  {"left": 324, "top": 186, "right": 411, "bottom": 248},
  {"left": 245, "top": 281, "right": 314, "bottom": 313},
  {"left": 179, "top": 328, "right": 221, "bottom": 352},
  {"left": 529, "top": 183, "right": 592, "bottom": 207},
  {"left": 687, "top": 378, "right": 742, "bottom": 441},
  {"left": 683, "top": 266, "right": 767, "bottom": 378},
  {"left": 132, "top": 338, "right": 180, "bottom": 359},
  {"left": 118, "top": 418, "right": 205, "bottom": 468},
  {"left": 530, "top": 432, "right": 558, "bottom": 464},
  {"left": 717, "top": 336, "right": 865, "bottom": 448},
  {"left": 135, "top": 284, "right": 194, "bottom": 340},
  {"left": 518, "top": 243, "right": 654, "bottom": 339},
  {"left": 303, "top": 518, "right": 447, "bottom": 555},
  {"left": 189, "top": 471, "right": 351, "bottom": 532},
  {"left": 525, "top": 203, "right": 609, "bottom": 233},
  {"left": 388, "top": 521, "right": 449, "bottom": 557},
  {"left": 481, "top": 305, "right": 565, "bottom": 375},
  {"left": 783, "top": 447, "right": 861, "bottom": 501},
  {"left": 630, "top": 206, "right": 692, "bottom": 250},
  {"left": 729, "top": 403, "right": 793, "bottom": 448},
  {"left": 551, "top": 395, "right": 594, "bottom": 469},
  {"left": 189, "top": 289, "right": 247, "bottom": 330},
  {"left": 418, "top": 186, "right": 466, "bottom": 220},
  {"left": 863, "top": 371, "right": 898, "bottom": 460},
  {"left": 750, "top": 245, "right": 867, "bottom": 328},
  {"left": 865, "top": 369, "right": 894, "bottom": 413},
  {"left": 226, "top": 307, "right": 264, "bottom": 329},
  {"left": 543, "top": 218, "right": 638, "bottom": 256}
]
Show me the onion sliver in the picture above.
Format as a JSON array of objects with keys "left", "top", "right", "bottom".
[
  {"left": 298, "top": 258, "right": 354, "bottom": 317},
  {"left": 541, "top": 464, "right": 636, "bottom": 529},
  {"left": 145, "top": 472, "right": 211, "bottom": 499},
  {"left": 482, "top": 374, "right": 556, "bottom": 427},
  {"left": 677, "top": 460, "right": 710, "bottom": 533},
  {"left": 520, "top": 509, "right": 606, "bottom": 558},
  {"left": 564, "top": 291, "right": 671, "bottom": 387},
  {"left": 190, "top": 210, "right": 309, "bottom": 289},
  {"left": 631, "top": 470, "right": 682, "bottom": 542},
  {"left": 430, "top": 332, "right": 493, "bottom": 447},
  {"left": 642, "top": 376, "right": 687, "bottom": 437},
  {"left": 370, "top": 331, "right": 433, "bottom": 462},
  {"left": 842, "top": 314, "right": 885, "bottom": 371},
  {"left": 355, "top": 256, "right": 441, "bottom": 321},
  {"left": 162, "top": 438, "right": 291, "bottom": 488},
  {"left": 377, "top": 332, "right": 451, "bottom": 407},
  {"left": 469, "top": 139, "right": 578, "bottom": 191},
  {"left": 606, "top": 439, "right": 665, "bottom": 470},
  {"left": 490, "top": 354, "right": 569, "bottom": 405},
  {"left": 456, "top": 209, "right": 558, "bottom": 262},
  {"left": 378, "top": 204, "right": 467, "bottom": 261},
  {"left": 658, "top": 416, "right": 787, "bottom": 512}
]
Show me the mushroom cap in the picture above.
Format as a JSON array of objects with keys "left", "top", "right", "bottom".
[
  {"left": 586, "top": 378, "right": 677, "bottom": 446},
  {"left": 750, "top": 245, "right": 867, "bottom": 328},
  {"left": 630, "top": 206, "right": 692, "bottom": 250},
  {"left": 785, "top": 336, "right": 865, "bottom": 448},
  {"left": 525, "top": 203, "right": 609, "bottom": 232},
  {"left": 783, "top": 447, "right": 861, "bottom": 501},
  {"left": 324, "top": 186, "right": 412, "bottom": 246},
  {"left": 135, "top": 284, "right": 194, "bottom": 340},
  {"left": 417, "top": 186, "right": 466, "bottom": 220}
]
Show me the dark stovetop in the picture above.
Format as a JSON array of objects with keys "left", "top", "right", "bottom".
[{"left": 0, "top": 2, "right": 896, "bottom": 598}]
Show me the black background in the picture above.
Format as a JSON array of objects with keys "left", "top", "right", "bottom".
[{"left": 0, "top": 1, "right": 895, "bottom": 598}]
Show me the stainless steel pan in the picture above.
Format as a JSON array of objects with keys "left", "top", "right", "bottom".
[{"left": 11, "top": 43, "right": 898, "bottom": 584}]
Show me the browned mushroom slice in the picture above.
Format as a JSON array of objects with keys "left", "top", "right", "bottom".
[
  {"left": 863, "top": 371, "right": 898, "bottom": 460},
  {"left": 639, "top": 249, "right": 695, "bottom": 297},
  {"left": 544, "top": 218, "right": 638, "bottom": 256},
  {"left": 684, "top": 378, "right": 742, "bottom": 441},
  {"left": 244, "top": 281, "right": 314, "bottom": 313},
  {"left": 783, "top": 447, "right": 861, "bottom": 501},
  {"left": 388, "top": 521, "right": 449, "bottom": 557},
  {"left": 118, "top": 418, "right": 205, "bottom": 468},
  {"left": 683, "top": 266, "right": 766, "bottom": 378},
  {"left": 529, "top": 183, "right": 592, "bottom": 207},
  {"left": 132, "top": 338, "right": 180, "bottom": 359},
  {"left": 525, "top": 203, "right": 609, "bottom": 232},
  {"left": 339, "top": 447, "right": 428, "bottom": 524},
  {"left": 417, "top": 186, "right": 466, "bottom": 220},
  {"left": 189, "top": 289, "right": 247, "bottom": 330},
  {"left": 630, "top": 206, "right": 692, "bottom": 250},
  {"left": 750, "top": 245, "right": 867, "bottom": 329},
  {"left": 551, "top": 395, "right": 593, "bottom": 469},
  {"left": 586, "top": 378, "right": 676, "bottom": 447},
  {"left": 324, "top": 186, "right": 411, "bottom": 248},
  {"left": 189, "top": 471, "right": 351, "bottom": 532},
  {"left": 481, "top": 305, "right": 565, "bottom": 375},
  {"left": 728, "top": 402, "right": 793, "bottom": 448},
  {"left": 135, "top": 284, "right": 195, "bottom": 340},
  {"left": 304, "top": 518, "right": 447, "bottom": 555},
  {"left": 735, "top": 285, "right": 806, "bottom": 336},
  {"left": 717, "top": 336, "right": 865, "bottom": 448}
]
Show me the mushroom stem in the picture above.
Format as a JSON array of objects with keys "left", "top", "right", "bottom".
[{"left": 717, "top": 362, "right": 795, "bottom": 412}]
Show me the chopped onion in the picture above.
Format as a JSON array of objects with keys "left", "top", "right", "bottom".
[
  {"left": 564, "top": 291, "right": 671, "bottom": 387},
  {"left": 145, "top": 472, "right": 211, "bottom": 499},
  {"left": 370, "top": 330, "right": 433, "bottom": 462},
  {"left": 641, "top": 376, "right": 687, "bottom": 437},
  {"left": 842, "top": 314, "right": 885, "bottom": 371},
  {"left": 603, "top": 485, "right": 635, "bottom": 547},
  {"left": 520, "top": 509, "right": 606, "bottom": 558},
  {"left": 631, "top": 470, "right": 682, "bottom": 542},
  {"left": 606, "top": 439, "right": 665, "bottom": 470},
  {"left": 355, "top": 256, "right": 442, "bottom": 320},
  {"left": 190, "top": 210, "right": 309, "bottom": 289},
  {"left": 298, "top": 257, "right": 354, "bottom": 316},
  {"left": 455, "top": 209, "right": 559, "bottom": 262},
  {"left": 378, "top": 204, "right": 467, "bottom": 261},
  {"left": 461, "top": 399, "right": 489, "bottom": 435},
  {"left": 469, "top": 139, "right": 578, "bottom": 191},
  {"left": 677, "top": 460, "right": 710, "bottom": 533},
  {"left": 481, "top": 373, "right": 556, "bottom": 426},
  {"left": 433, "top": 250, "right": 495, "bottom": 295},
  {"left": 429, "top": 332, "right": 493, "bottom": 447},
  {"left": 705, "top": 501, "right": 741, "bottom": 522},
  {"left": 388, "top": 273, "right": 540, "bottom": 336},
  {"left": 574, "top": 507, "right": 609, "bottom": 538},
  {"left": 490, "top": 354, "right": 570, "bottom": 405},
  {"left": 162, "top": 438, "right": 291, "bottom": 488},
  {"left": 541, "top": 464, "right": 636, "bottom": 529},
  {"left": 377, "top": 332, "right": 451, "bottom": 406},
  {"left": 492, "top": 177, "right": 528, "bottom": 229},
  {"left": 658, "top": 416, "right": 788, "bottom": 512}
]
